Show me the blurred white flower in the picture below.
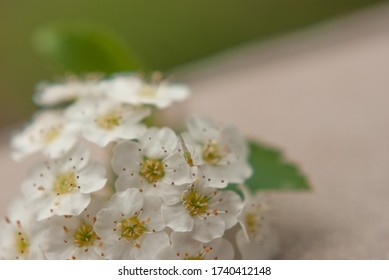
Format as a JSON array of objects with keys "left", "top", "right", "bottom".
[
  {"left": 112, "top": 127, "right": 191, "bottom": 194},
  {"left": 108, "top": 74, "right": 190, "bottom": 109},
  {"left": 44, "top": 198, "right": 106, "bottom": 260},
  {"left": 2, "top": 71, "right": 283, "bottom": 261},
  {"left": 161, "top": 179, "right": 242, "bottom": 242},
  {"left": 65, "top": 98, "right": 150, "bottom": 147},
  {"left": 155, "top": 232, "right": 234, "bottom": 260},
  {"left": 0, "top": 198, "right": 46, "bottom": 259},
  {"left": 11, "top": 110, "right": 80, "bottom": 160},
  {"left": 21, "top": 145, "right": 107, "bottom": 220},
  {"left": 94, "top": 188, "right": 169, "bottom": 259},
  {"left": 181, "top": 116, "right": 252, "bottom": 188},
  {"left": 34, "top": 74, "right": 107, "bottom": 106},
  {"left": 236, "top": 185, "right": 279, "bottom": 259}
]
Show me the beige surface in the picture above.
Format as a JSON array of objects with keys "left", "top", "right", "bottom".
[{"left": 1, "top": 4, "right": 389, "bottom": 259}]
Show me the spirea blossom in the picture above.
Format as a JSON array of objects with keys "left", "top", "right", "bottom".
[
  {"left": 107, "top": 74, "right": 190, "bottom": 108},
  {"left": 3, "top": 72, "right": 279, "bottom": 260},
  {"left": 21, "top": 145, "right": 107, "bottom": 220},
  {"left": 236, "top": 186, "right": 280, "bottom": 259},
  {"left": 44, "top": 198, "right": 106, "bottom": 260},
  {"left": 65, "top": 98, "right": 150, "bottom": 147},
  {"left": 112, "top": 127, "right": 192, "bottom": 194},
  {"left": 161, "top": 179, "right": 242, "bottom": 242},
  {"left": 180, "top": 116, "right": 252, "bottom": 188},
  {"left": 94, "top": 188, "right": 169, "bottom": 259},
  {"left": 0, "top": 198, "right": 46, "bottom": 259},
  {"left": 11, "top": 110, "right": 80, "bottom": 160},
  {"left": 34, "top": 74, "right": 106, "bottom": 106}
]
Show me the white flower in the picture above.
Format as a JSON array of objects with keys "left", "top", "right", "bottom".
[
  {"left": 0, "top": 198, "right": 46, "bottom": 259},
  {"left": 11, "top": 110, "right": 80, "bottom": 160},
  {"left": 21, "top": 145, "right": 107, "bottom": 220},
  {"left": 94, "top": 188, "right": 169, "bottom": 259},
  {"left": 112, "top": 127, "right": 191, "bottom": 194},
  {"left": 161, "top": 179, "right": 243, "bottom": 242},
  {"left": 108, "top": 74, "right": 190, "bottom": 108},
  {"left": 155, "top": 232, "right": 234, "bottom": 260},
  {"left": 34, "top": 74, "right": 106, "bottom": 106},
  {"left": 44, "top": 198, "right": 106, "bottom": 260},
  {"left": 180, "top": 116, "right": 252, "bottom": 188},
  {"left": 65, "top": 97, "right": 150, "bottom": 147},
  {"left": 236, "top": 186, "right": 279, "bottom": 259}
]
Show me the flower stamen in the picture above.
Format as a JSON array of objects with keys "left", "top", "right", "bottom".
[
  {"left": 54, "top": 172, "right": 77, "bottom": 194},
  {"left": 15, "top": 230, "right": 29, "bottom": 256},
  {"left": 184, "top": 246, "right": 212, "bottom": 260},
  {"left": 95, "top": 111, "right": 122, "bottom": 130},
  {"left": 118, "top": 214, "right": 148, "bottom": 241},
  {"left": 182, "top": 186, "right": 210, "bottom": 217},
  {"left": 202, "top": 141, "right": 223, "bottom": 165},
  {"left": 41, "top": 126, "right": 61, "bottom": 144},
  {"left": 139, "top": 158, "right": 165, "bottom": 183},
  {"left": 73, "top": 223, "right": 97, "bottom": 247},
  {"left": 138, "top": 85, "right": 157, "bottom": 98},
  {"left": 245, "top": 211, "right": 261, "bottom": 238}
]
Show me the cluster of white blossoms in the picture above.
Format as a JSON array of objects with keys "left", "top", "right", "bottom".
[{"left": 0, "top": 73, "right": 278, "bottom": 260}]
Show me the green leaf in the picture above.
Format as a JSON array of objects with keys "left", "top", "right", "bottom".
[
  {"left": 32, "top": 22, "right": 146, "bottom": 73},
  {"left": 246, "top": 141, "right": 310, "bottom": 192}
]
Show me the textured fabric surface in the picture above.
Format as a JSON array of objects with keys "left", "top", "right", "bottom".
[{"left": 1, "top": 4, "right": 389, "bottom": 259}]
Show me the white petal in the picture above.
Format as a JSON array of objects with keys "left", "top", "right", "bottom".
[
  {"left": 142, "top": 127, "right": 178, "bottom": 159},
  {"left": 77, "top": 162, "right": 107, "bottom": 193},
  {"left": 133, "top": 232, "right": 169, "bottom": 259},
  {"left": 111, "top": 140, "right": 142, "bottom": 174},
  {"left": 199, "top": 165, "right": 229, "bottom": 188},
  {"left": 191, "top": 215, "right": 225, "bottom": 243},
  {"left": 109, "top": 75, "right": 143, "bottom": 105},
  {"left": 187, "top": 116, "right": 221, "bottom": 143},
  {"left": 158, "top": 184, "right": 187, "bottom": 205},
  {"left": 162, "top": 153, "right": 192, "bottom": 185},
  {"left": 94, "top": 208, "right": 119, "bottom": 239},
  {"left": 53, "top": 191, "right": 91, "bottom": 217},
  {"left": 216, "top": 190, "right": 243, "bottom": 229},
  {"left": 154, "top": 246, "right": 179, "bottom": 260},
  {"left": 110, "top": 188, "right": 144, "bottom": 215},
  {"left": 44, "top": 133, "right": 78, "bottom": 159},
  {"left": 162, "top": 204, "right": 193, "bottom": 232},
  {"left": 58, "top": 144, "right": 90, "bottom": 171},
  {"left": 207, "top": 238, "right": 234, "bottom": 260},
  {"left": 236, "top": 227, "right": 280, "bottom": 260},
  {"left": 115, "top": 173, "right": 150, "bottom": 192},
  {"left": 102, "top": 235, "right": 134, "bottom": 260},
  {"left": 158, "top": 84, "right": 190, "bottom": 101},
  {"left": 142, "top": 195, "right": 165, "bottom": 231}
]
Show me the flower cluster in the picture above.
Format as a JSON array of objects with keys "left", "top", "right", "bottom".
[{"left": 0, "top": 73, "right": 278, "bottom": 260}]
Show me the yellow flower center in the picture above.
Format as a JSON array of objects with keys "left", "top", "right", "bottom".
[
  {"left": 15, "top": 231, "right": 29, "bottom": 256},
  {"left": 41, "top": 127, "right": 61, "bottom": 144},
  {"left": 54, "top": 172, "right": 77, "bottom": 194},
  {"left": 119, "top": 216, "right": 148, "bottom": 241},
  {"left": 245, "top": 212, "right": 260, "bottom": 238},
  {"left": 202, "top": 141, "right": 223, "bottom": 165},
  {"left": 139, "top": 158, "right": 165, "bottom": 183},
  {"left": 182, "top": 188, "right": 210, "bottom": 217},
  {"left": 96, "top": 111, "right": 122, "bottom": 130},
  {"left": 138, "top": 85, "right": 157, "bottom": 98},
  {"left": 73, "top": 223, "right": 96, "bottom": 247}
]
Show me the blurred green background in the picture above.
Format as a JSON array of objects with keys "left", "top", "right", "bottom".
[{"left": 0, "top": 0, "right": 387, "bottom": 128}]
